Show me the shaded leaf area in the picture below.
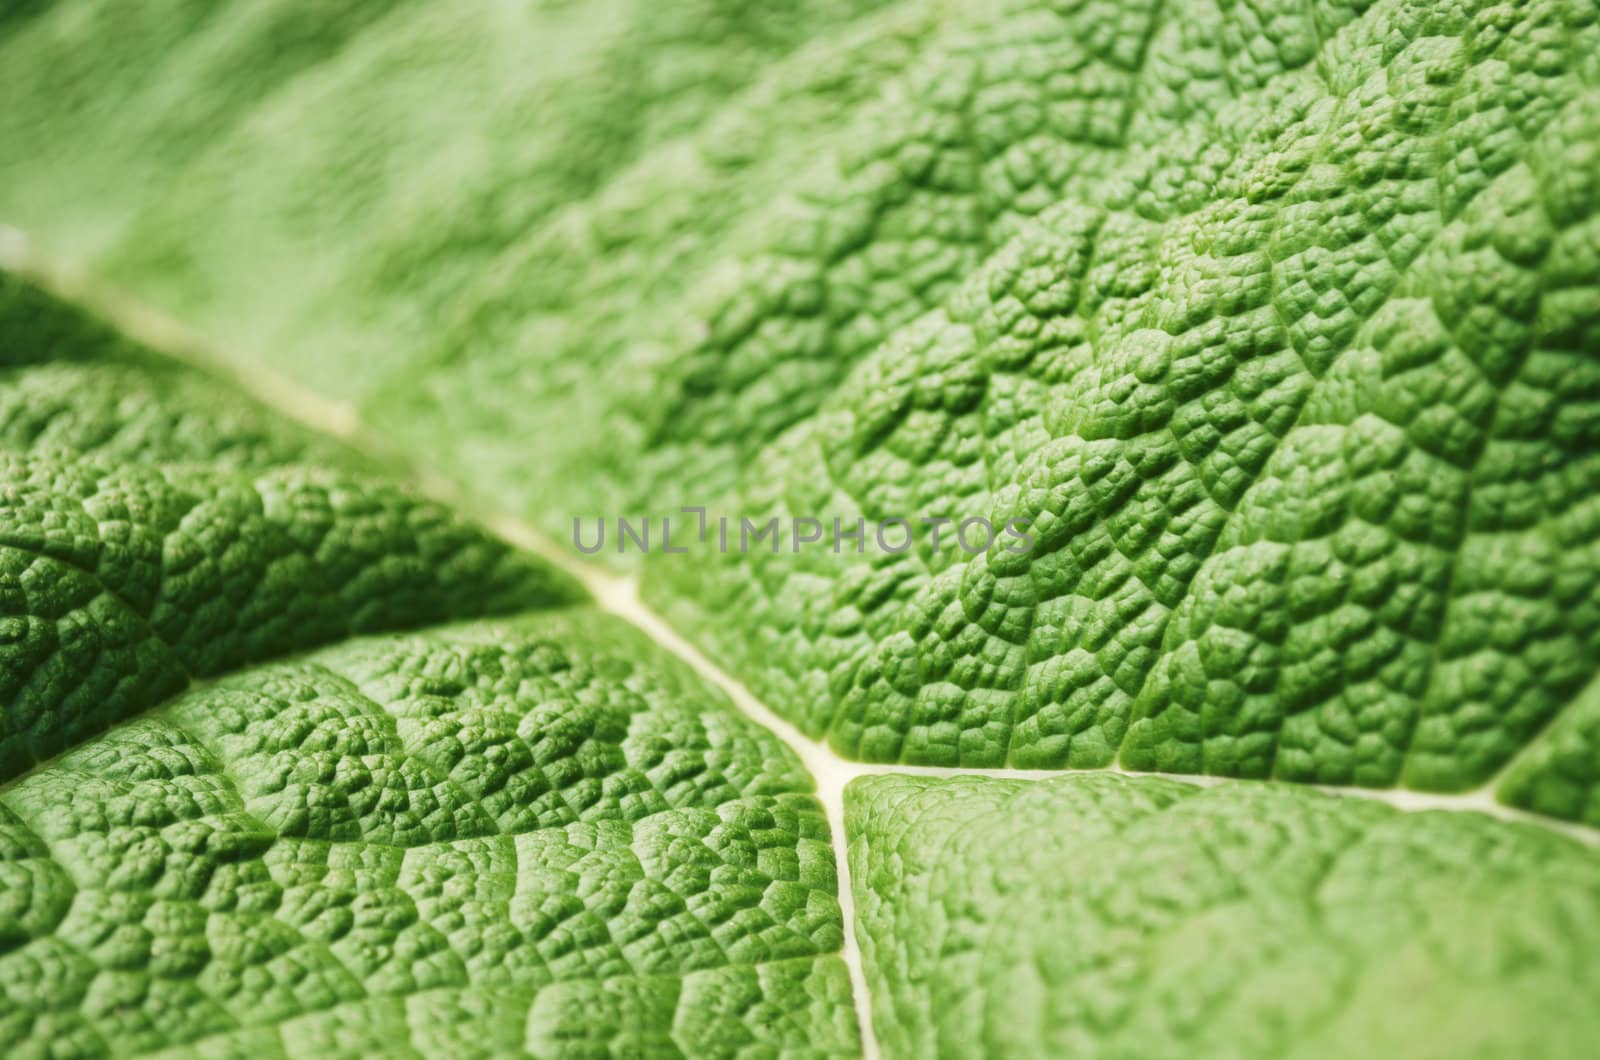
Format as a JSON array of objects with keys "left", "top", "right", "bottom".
[{"left": 0, "top": 270, "right": 580, "bottom": 777}]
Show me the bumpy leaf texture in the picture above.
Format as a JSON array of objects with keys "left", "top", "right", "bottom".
[
  {"left": 0, "top": 275, "right": 854, "bottom": 1056},
  {"left": 1, "top": 0, "right": 1599, "bottom": 1057}
]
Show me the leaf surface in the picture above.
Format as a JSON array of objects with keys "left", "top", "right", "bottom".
[{"left": 2, "top": 0, "right": 1600, "bottom": 1056}]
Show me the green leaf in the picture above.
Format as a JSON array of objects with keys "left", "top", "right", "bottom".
[
  {"left": 0, "top": 274, "right": 581, "bottom": 778},
  {"left": 847, "top": 772, "right": 1600, "bottom": 1058},
  {"left": 2, "top": 0, "right": 1599, "bottom": 1056}
]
